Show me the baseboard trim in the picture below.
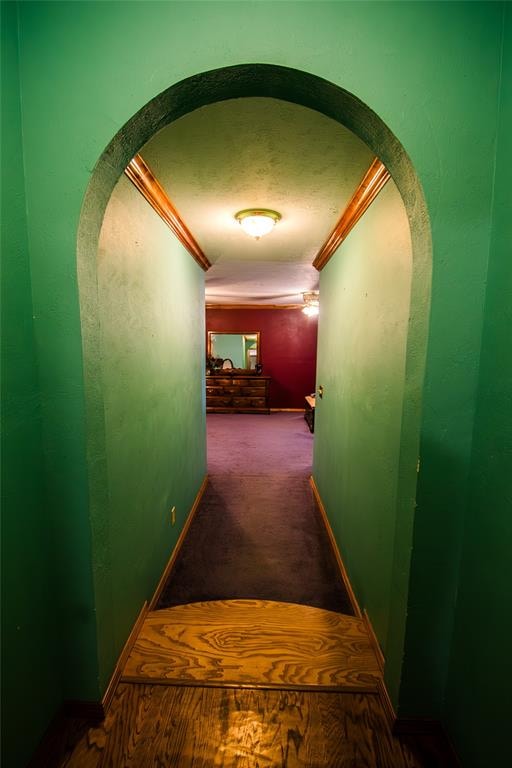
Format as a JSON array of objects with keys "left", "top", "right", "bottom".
[
  {"left": 65, "top": 476, "right": 209, "bottom": 721},
  {"left": 63, "top": 698, "right": 105, "bottom": 721},
  {"left": 149, "top": 474, "right": 209, "bottom": 610},
  {"left": 375, "top": 686, "right": 461, "bottom": 766},
  {"left": 26, "top": 705, "right": 84, "bottom": 768},
  {"left": 309, "top": 475, "right": 362, "bottom": 618},
  {"left": 270, "top": 408, "right": 304, "bottom": 412},
  {"left": 394, "top": 717, "right": 461, "bottom": 767},
  {"left": 376, "top": 677, "right": 396, "bottom": 730},
  {"left": 28, "top": 476, "right": 210, "bottom": 766},
  {"left": 362, "top": 609, "right": 385, "bottom": 673},
  {"left": 103, "top": 599, "right": 149, "bottom": 711},
  {"left": 394, "top": 717, "right": 443, "bottom": 735},
  {"left": 62, "top": 597, "right": 149, "bottom": 721}
]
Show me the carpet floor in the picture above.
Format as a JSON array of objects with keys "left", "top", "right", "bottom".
[{"left": 157, "top": 413, "right": 354, "bottom": 615}]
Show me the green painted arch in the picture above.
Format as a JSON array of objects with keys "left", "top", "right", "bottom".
[{"left": 77, "top": 62, "right": 431, "bottom": 701}]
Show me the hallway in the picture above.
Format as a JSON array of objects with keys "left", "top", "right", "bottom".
[
  {"left": 4, "top": 6, "right": 510, "bottom": 766},
  {"left": 157, "top": 414, "right": 352, "bottom": 613},
  {"left": 55, "top": 415, "right": 435, "bottom": 767}
]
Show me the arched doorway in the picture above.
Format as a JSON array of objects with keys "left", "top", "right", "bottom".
[{"left": 77, "top": 63, "right": 431, "bottom": 705}]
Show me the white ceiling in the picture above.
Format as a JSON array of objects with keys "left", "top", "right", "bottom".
[{"left": 140, "top": 97, "right": 374, "bottom": 304}]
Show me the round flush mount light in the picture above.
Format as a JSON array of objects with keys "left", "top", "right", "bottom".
[{"left": 235, "top": 209, "right": 281, "bottom": 239}]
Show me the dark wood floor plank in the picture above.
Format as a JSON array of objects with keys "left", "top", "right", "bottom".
[{"left": 59, "top": 684, "right": 432, "bottom": 768}]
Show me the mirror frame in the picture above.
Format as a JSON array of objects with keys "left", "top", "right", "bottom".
[{"left": 207, "top": 331, "right": 261, "bottom": 369}]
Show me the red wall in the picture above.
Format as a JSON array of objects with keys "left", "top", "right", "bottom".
[{"left": 206, "top": 308, "right": 318, "bottom": 409}]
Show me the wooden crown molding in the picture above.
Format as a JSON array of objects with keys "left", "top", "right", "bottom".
[
  {"left": 125, "top": 153, "right": 388, "bottom": 278},
  {"left": 313, "top": 158, "right": 391, "bottom": 271},
  {"left": 125, "top": 154, "right": 211, "bottom": 272}
]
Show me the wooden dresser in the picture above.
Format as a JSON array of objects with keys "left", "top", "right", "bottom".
[{"left": 206, "top": 375, "right": 271, "bottom": 414}]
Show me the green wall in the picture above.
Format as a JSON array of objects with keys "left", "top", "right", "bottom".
[
  {"left": 443, "top": 7, "right": 512, "bottom": 765},
  {"left": 3, "top": 1, "right": 508, "bottom": 765},
  {"left": 398, "top": 2, "right": 508, "bottom": 719},
  {"left": 93, "top": 175, "right": 206, "bottom": 688},
  {"left": 0, "top": 4, "right": 63, "bottom": 765},
  {"left": 313, "top": 180, "right": 413, "bottom": 699}
]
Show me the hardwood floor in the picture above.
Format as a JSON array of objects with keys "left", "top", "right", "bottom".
[
  {"left": 32, "top": 593, "right": 454, "bottom": 767},
  {"left": 122, "top": 600, "right": 381, "bottom": 692},
  {"left": 58, "top": 684, "right": 426, "bottom": 768},
  {"left": 40, "top": 600, "right": 454, "bottom": 767}
]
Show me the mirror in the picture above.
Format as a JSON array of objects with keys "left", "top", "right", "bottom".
[{"left": 208, "top": 332, "right": 260, "bottom": 370}]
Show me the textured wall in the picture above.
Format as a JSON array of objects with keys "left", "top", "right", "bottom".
[
  {"left": 313, "top": 180, "right": 413, "bottom": 689},
  {"left": 93, "top": 175, "right": 206, "bottom": 690},
  {"left": 5, "top": 1, "right": 507, "bottom": 764},
  {"left": 398, "top": 4, "right": 507, "bottom": 720},
  {"left": 443, "top": 8, "right": 512, "bottom": 765},
  {"left": 0, "top": 5, "right": 65, "bottom": 765},
  {"left": 206, "top": 308, "right": 318, "bottom": 408}
]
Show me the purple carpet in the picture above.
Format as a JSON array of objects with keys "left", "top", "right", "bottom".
[
  {"left": 157, "top": 413, "right": 354, "bottom": 615},
  {"left": 206, "top": 412, "right": 314, "bottom": 475}
]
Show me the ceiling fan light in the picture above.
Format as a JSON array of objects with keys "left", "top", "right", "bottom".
[
  {"left": 302, "top": 291, "right": 320, "bottom": 317},
  {"left": 235, "top": 209, "right": 281, "bottom": 239}
]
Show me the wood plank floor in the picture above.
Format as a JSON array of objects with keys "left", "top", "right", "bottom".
[
  {"left": 122, "top": 600, "right": 381, "bottom": 691},
  {"left": 44, "top": 601, "right": 449, "bottom": 767},
  {"left": 58, "top": 684, "right": 427, "bottom": 768}
]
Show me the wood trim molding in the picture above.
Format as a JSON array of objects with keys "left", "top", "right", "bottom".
[
  {"left": 57, "top": 477, "right": 209, "bottom": 729},
  {"left": 309, "top": 475, "right": 362, "bottom": 618},
  {"left": 120, "top": 675, "right": 374, "bottom": 695},
  {"left": 394, "top": 717, "right": 445, "bottom": 735},
  {"left": 63, "top": 599, "right": 149, "bottom": 722},
  {"left": 312, "top": 157, "right": 391, "bottom": 271},
  {"left": 270, "top": 408, "right": 304, "bottom": 413},
  {"left": 206, "top": 303, "right": 303, "bottom": 311},
  {"left": 62, "top": 699, "right": 105, "bottom": 721},
  {"left": 363, "top": 609, "right": 385, "bottom": 674},
  {"left": 29, "top": 601, "right": 148, "bottom": 765},
  {"left": 27, "top": 704, "right": 97, "bottom": 768},
  {"left": 308, "top": 477, "right": 460, "bottom": 766},
  {"left": 377, "top": 642, "right": 461, "bottom": 768},
  {"left": 393, "top": 717, "right": 462, "bottom": 767},
  {"left": 102, "top": 600, "right": 149, "bottom": 713},
  {"left": 125, "top": 153, "right": 211, "bottom": 272},
  {"left": 376, "top": 677, "right": 397, "bottom": 731},
  {"left": 149, "top": 475, "right": 209, "bottom": 610}
]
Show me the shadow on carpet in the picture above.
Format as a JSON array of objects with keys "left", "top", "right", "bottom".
[{"left": 157, "top": 473, "right": 354, "bottom": 616}]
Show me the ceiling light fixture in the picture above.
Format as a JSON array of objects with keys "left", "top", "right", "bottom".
[
  {"left": 235, "top": 209, "right": 281, "bottom": 239},
  {"left": 302, "top": 291, "right": 320, "bottom": 317}
]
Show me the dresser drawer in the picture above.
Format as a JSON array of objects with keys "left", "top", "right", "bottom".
[
  {"left": 207, "top": 395, "right": 232, "bottom": 407},
  {"left": 207, "top": 385, "right": 238, "bottom": 396},
  {"left": 240, "top": 386, "right": 267, "bottom": 396},
  {"left": 206, "top": 386, "right": 224, "bottom": 395},
  {"left": 246, "top": 380, "right": 267, "bottom": 388},
  {"left": 209, "top": 377, "right": 235, "bottom": 387}
]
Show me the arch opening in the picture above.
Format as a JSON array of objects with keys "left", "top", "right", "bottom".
[{"left": 77, "top": 63, "right": 432, "bottom": 705}]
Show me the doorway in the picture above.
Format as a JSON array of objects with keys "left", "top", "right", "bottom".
[{"left": 77, "top": 62, "right": 431, "bottom": 705}]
